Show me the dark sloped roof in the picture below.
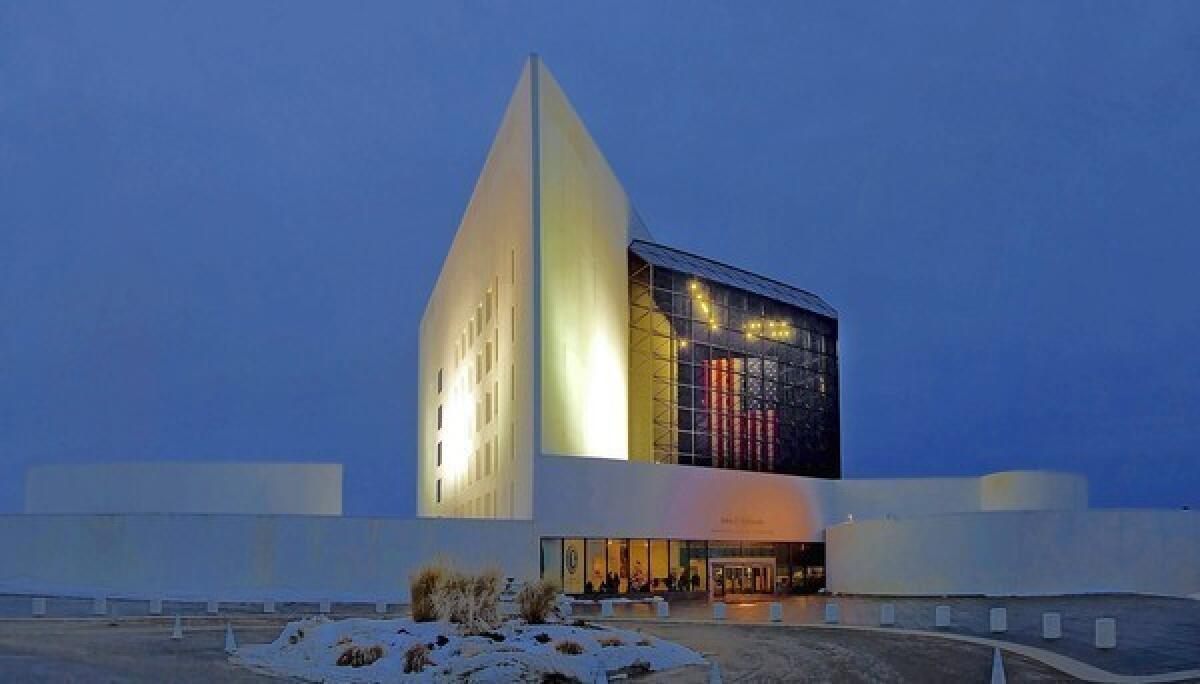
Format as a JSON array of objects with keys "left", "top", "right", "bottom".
[{"left": 630, "top": 239, "right": 838, "bottom": 319}]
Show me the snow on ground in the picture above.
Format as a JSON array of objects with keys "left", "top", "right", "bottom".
[{"left": 232, "top": 616, "right": 705, "bottom": 683}]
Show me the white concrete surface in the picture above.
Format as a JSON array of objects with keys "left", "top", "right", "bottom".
[
  {"left": 0, "top": 514, "right": 536, "bottom": 602},
  {"left": 827, "top": 509, "right": 1200, "bottom": 597},
  {"left": 535, "top": 457, "right": 1085, "bottom": 542},
  {"left": 25, "top": 462, "right": 343, "bottom": 515}
]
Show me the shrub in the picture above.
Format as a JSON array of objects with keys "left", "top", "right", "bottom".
[
  {"left": 336, "top": 645, "right": 382, "bottom": 668},
  {"left": 431, "top": 567, "right": 501, "bottom": 633},
  {"left": 516, "top": 579, "right": 560, "bottom": 624},
  {"left": 533, "top": 632, "right": 551, "bottom": 644},
  {"left": 403, "top": 643, "right": 434, "bottom": 673},
  {"left": 410, "top": 562, "right": 502, "bottom": 633},
  {"left": 555, "top": 640, "right": 584, "bottom": 655},
  {"left": 410, "top": 563, "right": 446, "bottom": 622},
  {"left": 597, "top": 636, "right": 623, "bottom": 648}
]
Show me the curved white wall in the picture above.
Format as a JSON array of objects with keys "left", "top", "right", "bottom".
[
  {"left": 980, "top": 470, "right": 1088, "bottom": 511},
  {"left": 827, "top": 509, "right": 1200, "bottom": 597},
  {"left": 25, "top": 463, "right": 343, "bottom": 515},
  {"left": 0, "top": 514, "right": 537, "bottom": 602}
]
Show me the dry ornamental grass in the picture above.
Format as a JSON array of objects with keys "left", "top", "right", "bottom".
[
  {"left": 555, "top": 640, "right": 584, "bottom": 655},
  {"left": 516, "top": 579, "right": 560, "bottom": 624}
]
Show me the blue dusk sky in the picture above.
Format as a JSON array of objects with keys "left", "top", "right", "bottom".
[{"left": 2, "top": 2, "right": 1198, "bottom": 515}]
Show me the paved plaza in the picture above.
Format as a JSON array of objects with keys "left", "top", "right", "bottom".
[
  {"left": 571, "top": 594, "right": 1200, "bottom": 677},
  {"left": 1, "top": 593, "right": 1197, "bottom": 680}
]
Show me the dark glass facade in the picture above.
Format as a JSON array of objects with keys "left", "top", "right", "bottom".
[
  {"left": 629, "top": 244, "right": 840, "bottom": 478},
  {"left": 539, "top": 537, "right": 826, "bottom": 596}
]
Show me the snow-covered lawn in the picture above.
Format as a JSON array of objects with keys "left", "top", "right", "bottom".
[{"left": 232, "top": 616, "right": 705, "bottom": 683}]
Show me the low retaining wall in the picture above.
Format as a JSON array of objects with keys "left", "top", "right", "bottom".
[
  {"left": 827, "top": 509, "right": 1200, "bottom": 597},
  {"left": 0, "top": 514, "right": 537, "bottom": 602}
]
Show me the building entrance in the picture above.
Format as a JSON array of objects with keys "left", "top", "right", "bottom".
[{"left": 710, "top": 558, "right": 775, "bottom": 598}]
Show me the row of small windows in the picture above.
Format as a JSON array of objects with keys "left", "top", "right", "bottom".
[{"left": 434, "top": 272, "right": 510, "bottom": 509}]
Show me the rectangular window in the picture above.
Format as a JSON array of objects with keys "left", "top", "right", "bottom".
[
  {"left": 563, "top": 539, "right": 585, "bottom": 593},
  {"left": 584, "top": 539, "right": 605, "bottom": 593},
  {"left": 650, "top": 539, "right": 669, "bottom": 592},
  {"left": 486, "top": 289, "right": 493, "bottom": 323},
  {"left": 485, "top": 492, "right": 493, "bottom": 518},
  {"left": 607, "top": 539, "right": 628, "bottom": 593},
  {"left": 476, "top": 305, "right": 483, "bottom": 335},
  {"left": 435, "top": 478, "right": 441, "bottom": 503},
  {"left": 436, "top": 405, "right": 442, "bottom": 430},
  {"left": 436, "top": 441, "right": 442, "bottom": 466},
  {"left": 540, "top": 538, "right": 563, "bottom": 586},
  {"left": 485, "top": 341, "right": 493, "bottom": 373},
  {"left": 493, "top": 381, "right": 499, "bottom": 420},
  {"left": 476, "top": 353, "right": 483, "bottom": 383},
  {"left": 485, "top": 393, "right": 493, "bottom": 425},
  {"left": 437, "top": 368, "right": 443, "bottom": 393},
  {"left": 485, "top": 442, "right": 492, "bottom": 476}
]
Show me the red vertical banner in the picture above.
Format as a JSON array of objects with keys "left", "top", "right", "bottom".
[
  {"left": 708, "top": 360, "right": 719, "bottom": 467},
  {"left": 731, "top": 358, "right": 742, "bottom": 469},
  {"left": 765, "top": 408, "right": 776, "bottom": 472}
]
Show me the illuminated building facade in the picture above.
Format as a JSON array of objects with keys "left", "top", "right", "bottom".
[{"left": 417, "top": 56, "right": 1107, "bottom": 598}]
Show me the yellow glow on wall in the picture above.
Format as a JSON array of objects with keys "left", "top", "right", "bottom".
[
  {"left": 538, "top": 61, "right": 631, "bottom": 460},
  {"left": 441, "top": 366, "right": 474, "bottom": 485}
]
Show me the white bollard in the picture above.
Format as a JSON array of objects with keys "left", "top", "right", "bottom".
[
  {"left": 935, "top": 605, "right": 951, "bottom": 628},
  {"left": 150, "top": 599, "right": 163, "bottom": 616},
  {"left": 206, "top": 600, "right": 219, "bottom": 615},
  {"left": 769, "top": 602, "right": 782, "bottom": 622},
  {"left": 600, "top": 600, "right": 614, "bottom": 617},
  {"left": 264, "top": 599, "right": 276, "bottom": 614},
  {"left": 880, "top": 603, "right": 896, "bottom": 626},
  {"left": 713, "top": 601, "right": 727, "bottom": 620},
  {"left": 991, "top": 647, "right": 1007, "bottom": 684},
  {"left": 375, "top": 601, "right": 388, "bottom": 615},
  {"left": 656, "top": 600, "right": 669, "bottom": 618},
  {"left": 708, "top": 659, "right": 723, "bottom": 684},
  {"left": 1095, "top": 618, "right": 1116, "bottom": 649},
  {"left": 224, "top": 622, "right": 237, "bottom": 654},
  {"left": 32, "top": 597, "right": 46, "bottom": 617},
  {"left": 824, "top": 602, "right": 839, "bottom": 624},
  {"left": 1042, "top": 612, "right": 1062, "bottom": 640},
  {"left": 170, "top": 615, "right": 183, "bottom": 640},
  {"left": 990, "top": 607, "right": 1007, "bottom": 633},
  {"left": 319, "top": 600, "right": 331, "bottom": 614}
]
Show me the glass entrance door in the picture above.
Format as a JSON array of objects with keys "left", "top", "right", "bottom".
[{"left": 711, "top": 560, "right": 774, "bottom": 598}]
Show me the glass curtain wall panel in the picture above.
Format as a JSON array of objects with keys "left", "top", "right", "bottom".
[{"left": 630, "top": 246, "right": 840, "bottom": 478}]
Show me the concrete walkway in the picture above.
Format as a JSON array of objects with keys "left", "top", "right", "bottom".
[{"left": 571, "top": 594, "right": 1200, "bottom": 681}]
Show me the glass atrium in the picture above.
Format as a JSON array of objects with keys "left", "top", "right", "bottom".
[{"left": 629, "top": 241, "right": 841, "bottom": 478}]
